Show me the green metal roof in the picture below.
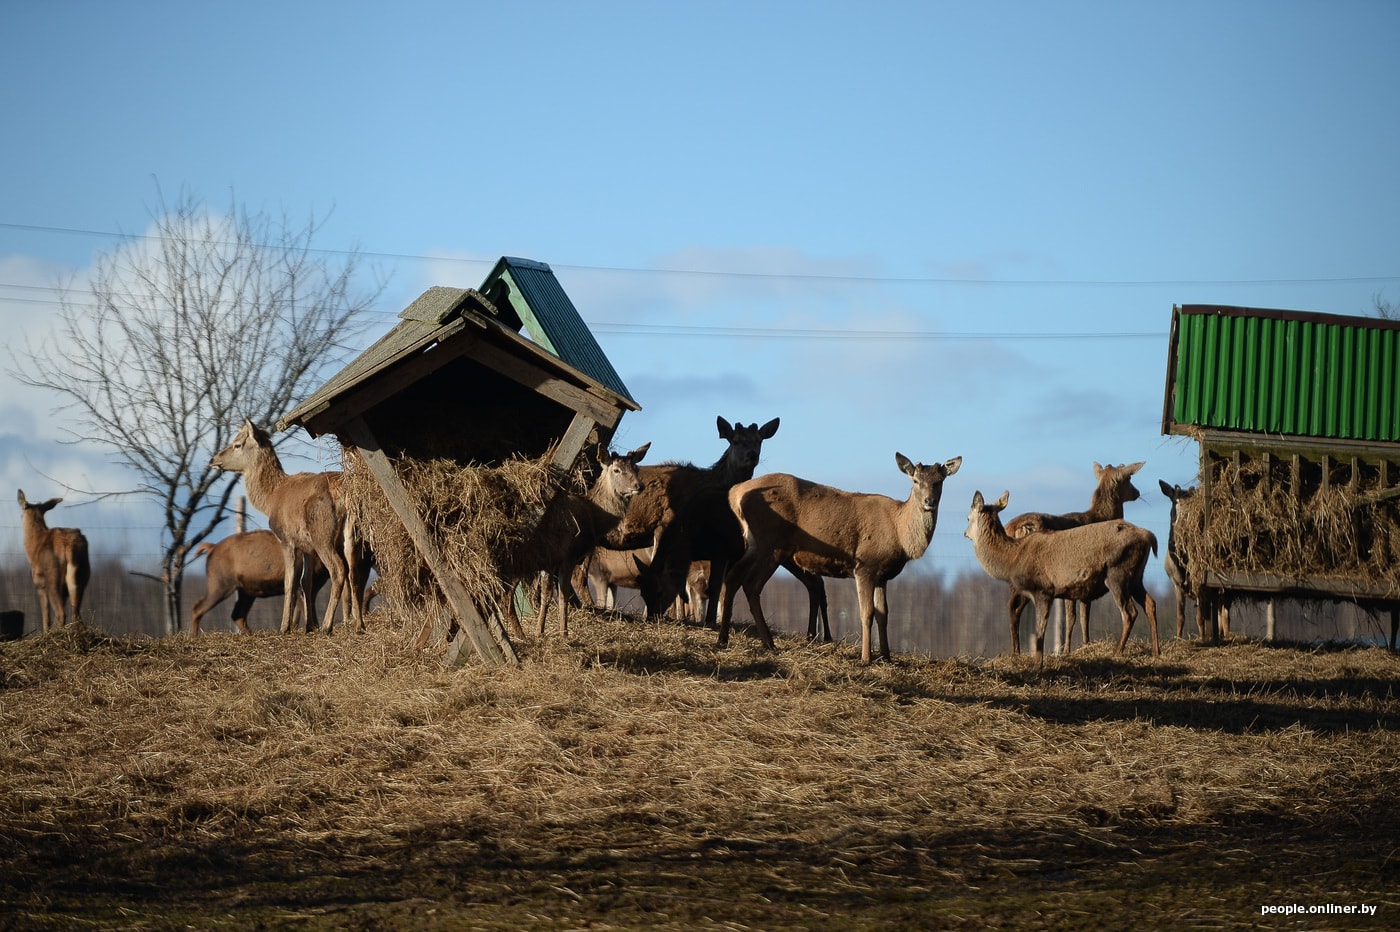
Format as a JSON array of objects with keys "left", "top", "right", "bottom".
[
  {"left": 1163, "top": 304, "right": 1400, "bottom": 445},
  {"left": 481, "top": 257, "right": 636, "bottom": 406}
]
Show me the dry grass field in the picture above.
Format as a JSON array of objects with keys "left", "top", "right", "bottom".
[{"left": 1, "top": 610, "right": 1397, "bottom": 930}]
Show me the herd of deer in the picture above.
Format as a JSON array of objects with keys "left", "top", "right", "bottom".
[{"left": 16, "top": 413, "right": 1185, "bottom": 664}]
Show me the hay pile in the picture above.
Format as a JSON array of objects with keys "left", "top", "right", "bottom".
[
  {"left": 1176, "top": 453, "right": 1400, "bottom": 591},
  {"left": 2, "top": 619, "right": 1398, "bottom": 927},
  {"left": 342, "top": 448, "right": 591, "bottom": 619}
]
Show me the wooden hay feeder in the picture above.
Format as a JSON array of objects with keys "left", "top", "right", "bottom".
[
  {"left": 1162, "top": 304, "right": 1400, "bottom": 643},
  {"left": 279, "top": 257, "right": 639, "bottom": 666}
]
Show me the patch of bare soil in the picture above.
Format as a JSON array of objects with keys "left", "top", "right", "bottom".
[{"left": 1, "top": 613, "right": 1397, "bottom": 929}]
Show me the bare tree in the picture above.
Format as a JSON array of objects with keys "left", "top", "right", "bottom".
[
  {"left": 10, "top": 188, "right": 382, "bottom": 634},
  {"left": 1375, "top": 292, "right": 1398, "bottom": 320}
]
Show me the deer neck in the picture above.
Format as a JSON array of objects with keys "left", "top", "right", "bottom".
[
  {"left": 20, "top": 515, "right": 49, "bottom": 553},
  {"left": 711, "top": 452, "right": 755, "bottom": 486},
  {"left": 1086, "top": 485, "right": 1125, "bottom": 521},
  {"left": 241, "top": 448, "right": 290, "bottom": 513},
  {"left": 969, "top": 515, "right": 1020, "bottom": 579},
  {"left": 589, "top": 481, "right": 630, "bottom": 522},
  {"left": 898, "top": 495, "right": 937, "bottom": 561}
]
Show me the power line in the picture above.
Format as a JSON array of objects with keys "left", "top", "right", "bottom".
[
  {"left": 4, "top": 220, "right": 1398, "bottom": 289},
  {"left": 588, "top": 322, "right": 1166, "bottom": 342}
]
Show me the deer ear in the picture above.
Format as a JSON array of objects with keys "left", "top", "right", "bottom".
[
  {"left": 995, "top": 491, "right": 1010, "bottom": 509},
  {"left": 716, "top": 416, "right": 733, "bottom": 439},
  {"left": 1158, "top": 479, "right": 1173, "bottom": 498},
  {"left": 17, "top": 490, "right": 26, "bottom": 508},
  {"left": 758, "top": 417, "right": 779, "bottom": 439},
  {"left": 895, "top": 452, "right": 915, "bottom": 476},
  {"left": 628, "top": 442, "right": 651, "bottom": 464},
  {"left": 943, "top": 456, "right": 962, "bottom": 476},
  {"left": 1125, "top": 461, "right": 1145, "bottom": 475},
  {"left": 972, "top": 490, "right": 985, "bottom": 508}
]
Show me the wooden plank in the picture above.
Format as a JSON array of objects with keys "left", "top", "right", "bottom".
[
  {"left": 550, "top": 412, "right": 597, "bottom": 471},
  {"left": 343, "top": 416, "right": 518, "bottom": 667},
  {"left": 1205, "top": 570, "right": 1400, "bottom": 601}
]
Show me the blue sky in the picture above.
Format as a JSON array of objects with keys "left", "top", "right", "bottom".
[{"left": 2, "top": 1, "right": 1398, "bottom": 586}]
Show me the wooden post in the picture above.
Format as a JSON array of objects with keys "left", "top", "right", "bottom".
[{"left": 344, "top": 416, "right": 518, "bottom": 667}]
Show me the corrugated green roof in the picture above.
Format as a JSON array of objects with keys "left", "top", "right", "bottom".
[
  {"left": 1163, "top": 304, "right": 1400, "bottom": 445},
  {"left": 481, "top": 257, "right": 636, "bottom": 406}
]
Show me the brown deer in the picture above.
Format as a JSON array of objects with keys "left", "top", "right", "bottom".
[
  {"left": 189, "top": 530, "right": 328, "bottom": 635},
  {"left": 965, "top": 490, "right": 1159, "bottom": 661},
  {"left": 211, "top": 419, "right": 354, "bottom": 635},
  {"left": 1159, "top": 480, "right": 1207, "bottom": 639},
  {"left": 506, "top": 443, "right": 650, "bottom": 637},
  {"left": 719, "top": 453, "right": 962, "bottom": 663},
  {"left": 1004, "top": 461, "right": 1145, "bottom": 651},
  {"left": 17, "top": 490, "right": 90, "bottom": 632},
  {"left": 608, "top": 416, "right": 781, "bottom": 624}
]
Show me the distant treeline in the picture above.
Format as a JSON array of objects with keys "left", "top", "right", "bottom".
[{"left": 0, "top": 561, "right": 1390, "bottom": 653}]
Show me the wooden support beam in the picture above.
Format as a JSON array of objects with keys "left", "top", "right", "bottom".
[
  {"left": 551, "top": 412, "right": 597, "bottom": 471},
  {"left": 343, "top": 416, "right": 518, "bottom": 667}
]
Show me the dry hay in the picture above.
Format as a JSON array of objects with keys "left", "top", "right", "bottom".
[
  {"left": 1176, "top": 454, "right": 1400, "bottom": 592},
  {"left": 2, "top": 618, "right": 1399, "bottom": 927},
  {"left": 341, "top": 448, "right": 592, "bottom": 621}
]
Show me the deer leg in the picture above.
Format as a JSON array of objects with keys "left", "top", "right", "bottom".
[
  {"left": 1174, "top": 584, "right": 1186, "bottom": 639},
  {"left": 316, "top": 545, "right": 347, "bottom": 635},
  {"left": 738, "top": 561, "right": 778, "bottom": 651},
  {"left": 855, "top": 574, "right": 877, "bottom": 664},
  {"left": 37, "top": 587, "right": 52, "bottom": 634},
  {"left": 552, "top": 570, "right": 570, "bottom": 636},
  {"left": 1008, "top": 592, "right": 1029, "bottom": 655},
  {"left": 1114, "top": 591, "right": 1137, "bottom": 654},
  {"left": 278, "top": 542, "right": 299, "bottom": 634},
  {"left": 1031, "top": 593, "right": 1053, "bottom": 659},
  {"left": 231, "top": 591, "right": 256, "bottom": 635},
  {"left": 872, "top": 583, "right": 891, "bottom": 662},
  {"left": 65, "top": 564, "right": 83, "bottom": 625},
  {"left": 1144, "top": 590, "right": 1159, "bottom": 657}
]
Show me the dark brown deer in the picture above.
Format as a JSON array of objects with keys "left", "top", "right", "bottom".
[
  {"left": 608, "top": 416, "right": 781, "bottom": 624},
  {"left": 966, "top": 490, "right": 1159, "bottom": 661},
  {"left": 211, "top": 419, "right": 354, "bottom": 635},
  {"left": 1004, "top": 461, "right": 1145, "bottom": 651},
  {"left": 720, "top": 453, "right": 962, "bottom": 663},
  {"left": 189, "top": 530, "right": 328, "bottom": 635},
  {"left": 17, "top": 490, "right": 90, "bottom": 632}
]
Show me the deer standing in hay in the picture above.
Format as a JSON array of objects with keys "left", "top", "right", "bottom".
[
  {"left": 211, "top": 419, "right": 356, "bottom": 635},
  {"left": 1004, "top": 461, "right": 1145, "bottom": 652},
  {"left": 965, "top": 490, "right": 1159, "bottom": 661},
  {"left": 17, "top": 490, "right": 90, "bottom": 632},
  {"left": 606, "top": 416, "right": 781, "bottom": 626},
  {"left": 189, "top": 530, "right": 328, "bottom": 635},
  {"left": 507, "top": 443, "right": 650, "bottom": 637},
  {"left": 719, "top": 453, "right": 963, "bottom": 664}
]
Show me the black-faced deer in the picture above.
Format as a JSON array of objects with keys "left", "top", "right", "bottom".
[
  {"left": 189, "top": 530, "right": 328, "bottom": 635},
  {"left": 609, "top": 416, "right": 781, "bottom": 625},
  {"left": 17, "top": 490, "right": 90, "bottom": 632},
  {"left": 211, "top": 419, "right": 353, "bottom": 635},
  {"left": 720, "top": 453, "right": 962, "bottom": 664},
  {"left": 1004, "top": 461, "right": 1145, "bottom": 652},
  {"left": 507, "top": 443, "right": 650, "bottom": 637},
  {"left": 965, "top": 490, "right": 1159, "bottom": 662}
]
